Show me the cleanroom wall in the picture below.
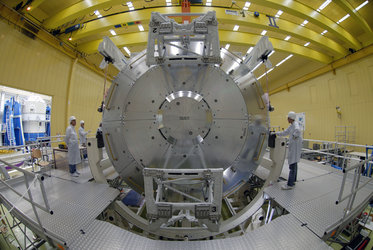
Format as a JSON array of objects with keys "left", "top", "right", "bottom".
[
  {"left": 0, "top": 20, "right": 106, "bottom": 137},
  {"left": 270, "top": 53, "right": 373, "bottom": 146}
]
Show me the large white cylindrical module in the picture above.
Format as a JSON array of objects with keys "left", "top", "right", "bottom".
[{"left": 22, "top": 95, "right": 47, "bottom": 141}]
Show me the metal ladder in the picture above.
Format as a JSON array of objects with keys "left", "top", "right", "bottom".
[{"left": 5, "top": 108, "right": 15, "bottom": 146}]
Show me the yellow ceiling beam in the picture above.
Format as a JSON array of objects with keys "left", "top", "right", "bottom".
[
  {"left": 246, "top": 0, "right": 362, "bottom": 50},
  {"left": 219, "top": 31, "right": 332, "bottom": 64},
  {"left": 333, "top": 0, "right": 372, "bottom": 34},
  {"left": 44, "top": 0, "right": 362, "bottom": 51},
  {"left": 269, "top": 43, "right": 373, "bottom": 95},
  {"left": 68, "top": 7, "right": 346, "bottom": 57},
  {"left": 77, "top": 31, "right": 332, "bottom": 64},
  {"left": 43, "top": 0, "right": 125, "bottom": 29},
  {"left": 28, "top": 0, "right": 48, "bottom": 12}
]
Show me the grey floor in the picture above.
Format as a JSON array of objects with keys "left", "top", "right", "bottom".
[{"left": 1, "top": 155, "right": 371, "bottom": 249}]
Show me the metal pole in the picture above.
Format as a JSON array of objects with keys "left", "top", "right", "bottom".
[
  {"left": 37, "top": 175, "right": 51, "bottom": 213},
  {"left": 24, "top": 175, "right": 46, "bottom": 241},
  {"left": 265, "top": 200, "right": 271, "bottom": 224},
  {"left": 0, "top": 179, "right": 49, "bottom": 213}
]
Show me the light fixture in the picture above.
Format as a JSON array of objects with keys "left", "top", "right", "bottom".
[
  {"left": 26, "top": 6, "right": 31, "bottom": 11},
  {"left": 317, "top": 0, "right": 332, "bottom": 12},
  {"left": 284, "top": 35, "right": 291, "bottom": 41},
  {"left": 304, "top": 42, "right": 310, "bottom": 47},
  {"left": 243, "top": 1, "right": 250, "bottom": 10},
  {"left": 355, "top": 0, "right": 369, "bottom": 11},
  {"left": 247, "top": 47, "right": 253, "bottom": 54},
  {"left": 110, "top": 29, "right": 117, "bottom": 36},
  {"left": 261, "top": 30, "right": 267, "bottom": 36},
  {"left": 123, "top": 47, "right": 131, "bottom": 56},
  {"left": 275, "top": 10, "right": 283, "bottom": 18},
  {"left": 300, "top": 20, "right": 308, "bottom": 27},
  {"left": 68, "top": 37, "right": 72, "bottom": 41},
  {"left": 127, "top": 2, "right": 134, "bottom": 10},
  {"left": 321, "top": 30, "right": 328, "bottom": 35},
  {"left": 251, "top": 61, "right": 262, "bottom": 72},
  {"left": 336, "top": 14, "right": 350, "bottom": 24},
  {"left": 94, "top": 10, "right": 102, "bottom": 18},
  {"left": 233, "top": 25, "right": 239, "bottom": 31},
  {"left": 225, "top": 44, "right": 230, "bottom": 50},
  {"left": 276, "top": 54, "right": 293, "bottom": 67},
  {"left": 138, "top": 24, "right": 144, "bottom": 31}
]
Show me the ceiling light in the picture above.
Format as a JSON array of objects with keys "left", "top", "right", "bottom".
[
  {"left": 304, "top": 42, "right": 310, "bottom": 47},
  {"left": 138, "top": 24, "right": 144, "bottom": 31},
  {"left": 321, "top": 30, "right": 328, "bottom": 35},
  {"left": 123, "top": 47, "right": 131, "bottom": 56},
  {"left": 225, "top": 44, "right": 230, "bottom": 50},
  {"left": 26, "top": 6, "right": 31, "bottom": 11},
  {"left": 276, "top": 54, "right": 293, "bottom": 67},
  {"left": 127, "top": 2, "right": 134, "bottom": 10},
  {"left": 300, "top": 20, "right": 308, "bottom": 26},
  {"left": 317, "top": 0, "right": 332, "bottom": 12},
  {"left": 246, "top": 47, "right": 253, "bottom": 54},
  {"left": 355, "top": 0, "right": 369, "bottom": 11},
  {"left": 233, "top": 25, "right": 239, "bottom": 31},
  {"left": 261, "top": 30, "right": 267, "bottom": 36},
  {"left": 336, "top": 14, "right": 350, "bottom": 24},
  {"left": 284, "top": 35, "right": 291, "bottom": 41},
  {"left": 275, "top": 10, "right": 283, "bottom": 18},
  {"left": 251, "top": 61, "right": 262, "bottom": 72},
  {"left": 94, "top": 10, "right": 102, "bottom": 18},
  {"left": 68, "top": 37, "right": 72, "bottom": 41},
  {"left": 110, "top": 29, "right": 117, "bottom": 36}
]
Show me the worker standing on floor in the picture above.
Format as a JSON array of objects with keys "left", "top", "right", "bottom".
[
  {"left": 79, "top": 120, "right": 90, "bottom": 160},
  {"left": 65, "top": 116, "right": 81, "bottom": 177},
  {"left": 275, "top": 111, "right": 302, "bottom": 190}
]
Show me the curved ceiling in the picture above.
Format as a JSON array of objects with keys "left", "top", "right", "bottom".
[{"left": 3, "top": 0, "right": 373, "bottom": 90}]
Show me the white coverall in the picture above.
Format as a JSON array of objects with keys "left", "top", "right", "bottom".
[
  {"left": 65, "top": 125, "right": 81, "bottom": 165},
  {"left": 276, "top": 121, "right": 302, "bottom": 165},
  {"left": 79, "top": 127, "right": 88, "bottom": 145}
]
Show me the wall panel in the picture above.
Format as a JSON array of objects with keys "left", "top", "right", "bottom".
[
  {"left": 270, "top": 54, "right": 373, "bottom": 146},
  {"left": 0, "top": 20, "right": 105, "bottom": 137}
]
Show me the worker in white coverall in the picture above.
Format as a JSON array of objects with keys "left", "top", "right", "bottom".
[
  {"left": 275, "top": 111, "right": 302, "bottom": 190},
  {"left": 65, "top": 116, "right": 81, "bottom": 177},
  {"left": 79, "top": 120, "right": 90, "bottom": 159}
]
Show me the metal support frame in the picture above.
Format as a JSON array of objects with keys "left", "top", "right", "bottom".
[
  {"left": 0, "top": 159, "right": 61, "bottom": 247},
  {"left": 143, "top": 168, "right": 223, "bottom": 232},
  {"left": 146, "top": 11, "right": 221, "bottom": 66},
  {"left": 324, "top": 155, "right": 373, "bottom": 238}
]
